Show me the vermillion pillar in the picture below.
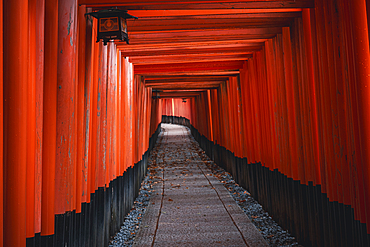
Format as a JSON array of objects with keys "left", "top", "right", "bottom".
[
  {"left": 35, "top": 0, "right": 45, "bottom": 235},
  {"left": 76, "top": 5, "right": 87, "bottom": 214},
  {"left": 0, "top": 0, "right": 4, "bottom": 245},
  {"left": 351, "top": 0, "right": 370, "bottom": 233},
  {"left": 41, "top": 0, "right": 58, "bottom": 237},
  {"left": 55, "top": 0, "right": 77, "bottom": 217},
  {"left": 27, "top": 0, "right": 37, "bottom": 239},
  {"left": 3, "top": 0, "right": 28, "bottom": 246}
]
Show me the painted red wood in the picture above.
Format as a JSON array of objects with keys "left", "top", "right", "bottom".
[{"left": 3, "top": 0, "right": 28, "bottom": 245}]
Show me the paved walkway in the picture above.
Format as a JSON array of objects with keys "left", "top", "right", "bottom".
[{"left": 133, "top": 124, "right": 268, "bottom": 247}]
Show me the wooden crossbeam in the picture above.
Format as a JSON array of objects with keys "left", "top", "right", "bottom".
[{"left": 80, "top": 0, "right": 314, "bottom": 9}]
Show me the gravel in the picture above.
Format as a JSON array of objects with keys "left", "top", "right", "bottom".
[
  {"left": 108, "top": 174, "right": 153, "bottom": 247},
  {"left": 109, "top": 137, "right": 162, "bottom": 247},
  {"left": 109, "top": 128, "right": 302, "bottom": 247}
]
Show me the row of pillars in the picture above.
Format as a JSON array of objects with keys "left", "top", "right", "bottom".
[
  {"left": 1, "top": 0, "right": 162, "bottom": 246},
  {"left": 164, "top": 0, "right": 370, "bottom": 238}
]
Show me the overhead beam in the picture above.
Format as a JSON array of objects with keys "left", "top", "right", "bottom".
[
  {"left": 137, "top": 71, "right": 239, "bottom": 76},
  {"left": 147, "top": 83, "right": 221, "bottom": 89},
  {"left": 161, "top": 89, "right": 213, "bottom": 92},
  {"left": 79, "top": 0, "right": 314, "bottom": 9},
  {"left": 158, "top": 92, "right": 205, "bottom": 98},
  {"left": 128, "top": 54, "right": 253, "bottom": 65},
  {"left": 127, "top": 11, "right": 302, "bottom": 20},
  {"left": 121, "top": 46, "right": 261, "bottom": 57},
  {"left": 126, "top": 9, "right": 304, "bottom": 17},
  {"left": 153, "top": 87, "right": 220, "bottom": 91},
  {"left": 145, "top": 75, "right": 230, "bottom": 80},
  {"left": 125, "top": 12, "right": 301, "bottom": 32},
  {"left": 130, "top": 27, "right": 281, "bottom": 37},
  {"left": 117, "top": 40, "right": 266, "bottom": 51},
  {"left": 127, "top": 28, "right": 280, "bottom": 45},
  {"left": 146, "top": 80, "right": 223, "bottom": 85},
  {"left": 135, "top": 61, "right": 244, "bottom": 74},
  {"left": 145, "top": 75, "right": 236, "bottom": 81}
]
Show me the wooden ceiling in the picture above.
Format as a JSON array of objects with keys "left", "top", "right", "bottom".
[{"left": 79, "top": 0, "right": 313, "bottom": 98}]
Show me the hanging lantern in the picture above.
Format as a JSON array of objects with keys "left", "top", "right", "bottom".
[
  {"left": 86, "top": 9, "right": 138, "bottom": 45},
  {"left": 152, "top": 89, "right": 161, "bottom": 99}
]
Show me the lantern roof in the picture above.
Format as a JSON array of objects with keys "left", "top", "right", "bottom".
[{"left": 86, "top": 9, "right": 138, "bottom": 20}]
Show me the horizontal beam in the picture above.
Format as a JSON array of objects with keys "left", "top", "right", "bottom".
[
  {"left": 137, "top": 71, "right": 240, "bottom": 76},
  {"left": 129, "top": 54, "right": 252, "bottom": 65},
  {"left": 162, "top": 89, "right": 208, "bottom": 91},
  {"left": 126, "top": 9, "right": 303, "bottom": 18},
  {"left": 158, "top": 92, "right": 204, "bottom": 98},
  {"left": 127, "top": 11, "right": 302, "bottom": 19},
  {"left": 135, "top": 60, "right": 244, "bottom": 74},
  {"left": 147, "top": 83, "right": 221, "bottom": 89},
  {"left": 127, "top": 29, "right": 280, "bottom": 45},
  {"left": 121, "top": 46, "right": 261, "bottom": 57},
  {"left": 145, "top": 75, "right": 237, "bottom": 82},
  {"left": 129, "top": 27, "right": 282, "bottom": 37},
  {"left": 153, "top": 87, "right": 220, "bottom": 91},
  {"left": 146, "top": 80, "right": 223, "bottom": 85},
  {"left": 126, "top": 13, "right": 300, "bottom": 32},
  {"left": 145, "top": 75, "right": 231, "bottom": 80},
  {"left": 117, "top": 40, "right": 266, "bottom": 51},
  {"left": 80, "top": 0, "right": 314, "bottom": 9},
  {"left": 128, "top": 21, "right": 291, "bottom": 33}
]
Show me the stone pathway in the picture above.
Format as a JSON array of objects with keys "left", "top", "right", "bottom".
[{"left": 133, "top": 124, "right": 268, "bottom": 247}]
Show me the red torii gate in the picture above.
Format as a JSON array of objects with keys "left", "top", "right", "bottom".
[{"left": 2, "top": 0, "right": 370, "bottom": 246}]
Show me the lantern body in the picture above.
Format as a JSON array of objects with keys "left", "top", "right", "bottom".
[
  {"left": 98, "top": 16, "right": 128, "bottom": 45},
  {"left": 86, "top": 9, "right": 137, "bottom": 45},
  {"left": 152, "top": 90, "right": 161, "bottom": 99}
]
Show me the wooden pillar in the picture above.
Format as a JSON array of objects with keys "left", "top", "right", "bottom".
[
  {"left": 207, "top": 90, "right": 214, "bottom": 141},
  {"left": 96, "top": 43, "right": 107, "bottom": 188},
  {"left": 122, "top": 58, "right": 134, "bottom": 170},
  {"left": 106, "top": 43, "right": 112, "bottom": 184},
  {"left": 211, "top": 89, "right": 220, "bottom": 145},
  {"left": 41, "top": 0, "right": 58, "bottom": 236},
  {"left": 239, "top": 64, "right": 250, "bottom": 158},
  {"left": 35, "top": 0, "right": 45, "bottom": 234},
  {"left": 264, "top": 40, "right": 278, "bottom": 170},
  {"left": 240, "top": 62, "right": 254, "bottom": 161},
  {"left": 282, "top": 27, "right": 298, "bottom": 179},
  {"left": 302, "top": 8, "right": 321, "bottom": 185},
  {"left": 55, "top": 0, "right": 77, "bottom": 214},
  {"left": 83, "top": 9, "right": 94, "bottom": 203},
  {"left": 76, "top": 4, "right": 87, "bottom": 213},
  {"left": 116, "top": 51, "right": 122, "bottom": 176},
  {"left": 106, "top": 42, "right": 116, "bottom": 183},
  {"left": 89, "top": 18, "right": 99, "bottom": 197},
  {"left": 120, "top": 56, "right": 127, "bottom": 172},
  {"left": 0, "top": 0, "right": 3, "bottom": 244},
  {"left": 26, "top": 0, "right": 37, "bottom": 238},
  {"left": 350, "top": 0, "right": 370, "bottom": 233},
  {"left": 3, "top": 0, "right": 28, "bottom": 245}
]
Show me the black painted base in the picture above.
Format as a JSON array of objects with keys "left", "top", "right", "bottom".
[
  {"left": 26, "top": 123, "right": 161, "bottom": 247},
  {"left": 162, "top": 115, "right": 370, "bottom": 247}
]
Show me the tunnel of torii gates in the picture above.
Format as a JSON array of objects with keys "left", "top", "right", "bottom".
[{"left": 2, "top": 0, "right": 370, "bottom": 246}]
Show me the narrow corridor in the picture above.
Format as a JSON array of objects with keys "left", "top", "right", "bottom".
[
  {"left": 132, "top": 124, "right": 268, "bottom": 247},
  {"left": 4, "top": 1, "right": 370, "bottom": 245}
]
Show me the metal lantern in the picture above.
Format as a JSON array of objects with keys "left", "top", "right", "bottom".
[
  {"left": 152, "top": 89, "right": 161, "bottom": 99},
  {"left": 86, "top": 9, "right": 138, "bottom": 45}
]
